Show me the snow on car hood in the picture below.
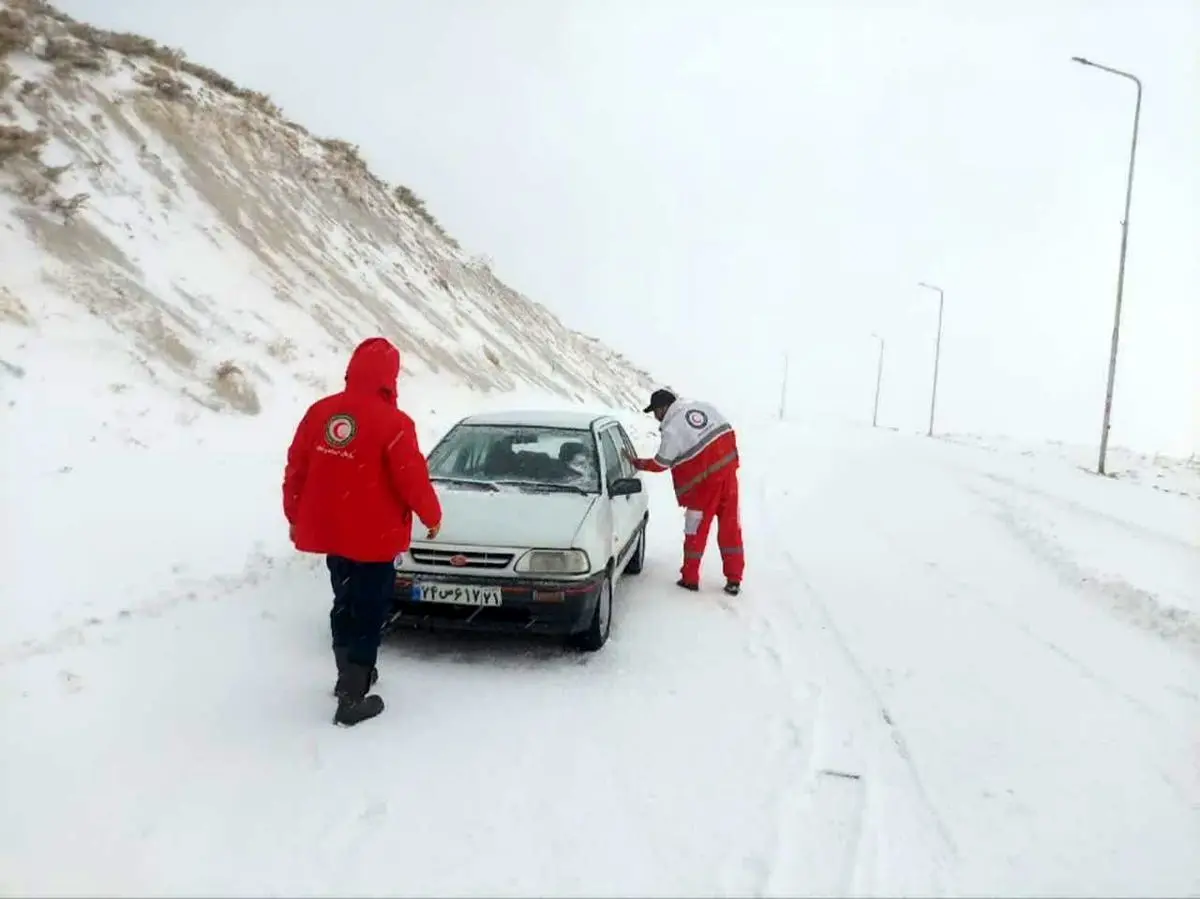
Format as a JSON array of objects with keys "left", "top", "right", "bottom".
[{"left": 421, "top": 485, "right": 598, "bottom": 549}]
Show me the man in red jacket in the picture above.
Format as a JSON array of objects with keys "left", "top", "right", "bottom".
[
  {"left": 628, "top": 388, "right": 744, "bottom": 596},
  {"left": 283, "top": 337, "right": 442, "bottom": 727}
]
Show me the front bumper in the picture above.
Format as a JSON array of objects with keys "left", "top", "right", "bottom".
[{"left": 386, "top": 569, "right": 606, "bottom": 637}]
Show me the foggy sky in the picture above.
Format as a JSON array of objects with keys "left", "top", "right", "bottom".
[{"left": 56, "top": 0, "right": 1200, "bottom": 455}]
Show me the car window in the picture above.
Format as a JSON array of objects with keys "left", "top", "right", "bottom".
[
  {"left": 598, "top": 428, "right": 625, "bottom": 487},
  {"left": 426, "top": 424, "right": 601, "bottom": 493},
  {"left": 614, "top": 426, "right": 638, "bottom": 477}
]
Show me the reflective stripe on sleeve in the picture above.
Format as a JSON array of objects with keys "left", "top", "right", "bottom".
[{"left": 675, "top": 450, "right": 738, "bottom": 501}]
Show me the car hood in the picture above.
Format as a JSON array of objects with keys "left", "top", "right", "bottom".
[{"left": 420, "top": 485, "right": 597, "bottom": 548}]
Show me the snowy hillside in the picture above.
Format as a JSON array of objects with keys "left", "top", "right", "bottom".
[{"left": 0, "top": 0, "right": 654, "bottom": 420}]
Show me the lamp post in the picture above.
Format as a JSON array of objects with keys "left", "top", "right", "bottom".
[
  {"left": 778, "top": 351, "right": 789, "bottom": 421},
  {"left": 870, "top": 332, "right": 884, "bottom": 427},
  {"left": 917, "top": 281, "right": 944, "bottom": 437},
  {"left": 1071, "top": 55, "right": 1143, "bottom": 476}
]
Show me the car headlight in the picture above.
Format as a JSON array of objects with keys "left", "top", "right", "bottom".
[{"left": 514, "top": 549, "right": 590, "bottom": 575}]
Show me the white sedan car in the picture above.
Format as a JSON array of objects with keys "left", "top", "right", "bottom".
[{"left": 387, "top": 409, "right": 651, "bottom": 651}]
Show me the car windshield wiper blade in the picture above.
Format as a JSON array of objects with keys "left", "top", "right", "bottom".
[
  {"left": 502, "top": 480, "right": 590, "bottom": 495},
  {"left": 431, "top": 476, "right": 501, "bottom": 492}
]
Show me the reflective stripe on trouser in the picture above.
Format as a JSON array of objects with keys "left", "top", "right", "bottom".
[{"left": 680, "top": 474, "right": 744, "bottom": 584}]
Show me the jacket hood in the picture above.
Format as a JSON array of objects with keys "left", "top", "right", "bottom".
[{"left": 345, "top": 337, "right": 401, "bottom": 402}]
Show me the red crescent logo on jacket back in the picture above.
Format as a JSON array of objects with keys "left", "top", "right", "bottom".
[{"left": 325, "top": 414, "right": 357, "bottom": 448}]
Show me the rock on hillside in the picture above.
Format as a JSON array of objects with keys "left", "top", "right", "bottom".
[{"left": 0, "top": 0, "right": 655, "bottom": 423}]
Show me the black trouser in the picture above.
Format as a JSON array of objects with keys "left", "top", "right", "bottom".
[{"left": 326, "top": 555, "right": 396, "bottom": 670}]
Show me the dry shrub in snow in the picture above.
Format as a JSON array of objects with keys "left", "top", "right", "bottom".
[
  {"left": 265, "top": 337, "right": 298, "bottom": 363},
  {"left": 57, "top": 14, "right": 184, "bottom": 68},
  {"left": 0, "top": 285, "right": 32, "bottom": 325},
  {"left": 0, "top": 123, "right": 46, "bottom": 161},
  {"left": 211, "top": 360, "right": 261, "bottom": 415},
  {"left": 0, "top": 8, "right": 32, "bottom": 57},
  {"left": 135, "top": 66, "right": 190, "bottom": 101},
  {"left": 41, "top": 35, "right": 105, "bottom": 71},
  {"left": 48, "top": 189, "right": 88, "bottom": 221}
]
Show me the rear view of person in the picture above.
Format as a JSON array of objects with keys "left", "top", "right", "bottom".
[
  {"left": 283, "top": 337, "right": 442, "bottom": 727},
  {"left": 628, "top": 388, "right": 744, "bottom": 595}
]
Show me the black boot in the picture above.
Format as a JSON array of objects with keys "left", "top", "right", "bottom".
[
  {"left": 333, "top": 647, "right": 378, "bottom": 697},
  {"left": 724, "top": 580, "right": 741, "bottom": 596},
  {"left": 676, "top": 578, "right": 699, "bottom": 592},
  {"left": 333, "top": 663, "right": 384, "bottom": 726}
]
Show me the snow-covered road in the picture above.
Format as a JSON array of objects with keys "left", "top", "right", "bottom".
[
  {"left": 754, "top": 423, "right": 1200, "bottom": 896},
  {"left": 2, "top": 419, "right": 1197, "bottom": 897}
]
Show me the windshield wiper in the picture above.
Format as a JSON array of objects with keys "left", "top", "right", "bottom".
[
  {"left": 502, "top": 480, "right": 591, "bottom": 495},
  {"left": 431, "top": 476, "right": 501, "bottom": 492}
]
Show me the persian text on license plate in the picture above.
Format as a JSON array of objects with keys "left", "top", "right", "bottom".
[{"left": 413, "top": 582, "right": 503, "bottom": 606}]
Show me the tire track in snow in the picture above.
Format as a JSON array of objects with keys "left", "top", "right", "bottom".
[
  {"left": 752, "top": 474, "right": 961, "bottom": 877},
  {"left": 711, "top": 525, "right": 824, "bottom": 895},
  {"left": 740, "top": 428, "right": 961, "bottom": 888},
  {"left": 766, "top": 765, "right": 869, "bottom": 897},
  {"left": 708, "top": 471, "right": 879, "bottom": 897},
  {"left": 736, "top": 612, "right": 826, "bottom": 897},
  {"left": 623, "top": 483, "right": 832, "bottom": 895},
  {"left": 771, "top": 540, "right": 959, "bottom": 880},
  {"left": 753, "top": 578, "right": 882, "bottom": 898}
]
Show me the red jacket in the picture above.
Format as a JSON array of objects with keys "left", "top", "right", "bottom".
[
  {"left": 631, "top": 397, "right": 740, "bottom": 510},
  {"left": 282, "top": 337, "right": 442, "bottom": 563}
]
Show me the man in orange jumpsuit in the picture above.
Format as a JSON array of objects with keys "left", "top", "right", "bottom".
[{"left": 628, "top": 388, "right": 744, "bottom": 595}]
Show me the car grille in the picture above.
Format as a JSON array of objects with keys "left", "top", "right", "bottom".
[{"left": 408, "top": 548, "right": 515, "bottom": 569}]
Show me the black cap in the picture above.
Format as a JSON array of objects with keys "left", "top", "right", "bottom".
[{"left": 643, "top": 388, "right": 677, "bottom": 413}]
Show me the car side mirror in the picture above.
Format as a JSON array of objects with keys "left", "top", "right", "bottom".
[{"left": 609, "top": 477, "right": 643, "bottom": 497}]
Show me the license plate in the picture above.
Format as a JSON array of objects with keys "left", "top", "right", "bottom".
[{"left": 412, "top": 581, "right": 503, "bottom": 606}]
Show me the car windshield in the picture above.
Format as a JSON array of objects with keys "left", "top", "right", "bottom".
[{"left": 426, "top": 424, "right": 601, "bottom": 494}]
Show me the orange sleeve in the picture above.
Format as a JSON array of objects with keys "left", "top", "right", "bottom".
[
  {"left": 282, "top": 406, "right": 316, "bottom": 525},
  {"left": 385, "top": 415, "right": 443, "bottom": 529}
]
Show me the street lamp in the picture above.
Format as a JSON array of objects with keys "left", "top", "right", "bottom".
[
  {"left": 870, "top": 332, "right": 885, "bottom": 427},
  {"left": 917, "top": 281, "right": 945, "bottom": 437},
  {"left": 778, "top": 351, "right": 789, "bottom": 421},
  {"left": 1071, "top": 55, "right": 1143, "bottom": 476}
]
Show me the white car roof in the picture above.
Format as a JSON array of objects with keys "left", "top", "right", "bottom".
[{"left": 458, "top": 409, "right": 619, "bottom": 430}]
